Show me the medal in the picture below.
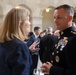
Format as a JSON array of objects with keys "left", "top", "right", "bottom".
[
  {"left": 55, "top": 56, "right": 59, "bottom": 62},
  {"left": 60, "top": 45, "right": 64, "bottom": 51}
]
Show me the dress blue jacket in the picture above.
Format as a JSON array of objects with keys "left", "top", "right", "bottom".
[
  {"left": 0, "top": 37, "right": 32, "bottom": 75},
  {"left": 49, "top": 27, "right": 76, "bottom": 75}
]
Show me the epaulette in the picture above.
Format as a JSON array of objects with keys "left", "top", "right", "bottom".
[{"left": 71, "top": 31, "right": 76, "bottom": 34}]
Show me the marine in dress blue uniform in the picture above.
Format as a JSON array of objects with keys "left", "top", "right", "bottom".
[
  {"left": 41, "top": 4, "right": 76, "bottom": 75},
  {"left": 49, "top": 27, "right": 76, "bottom": 75}
]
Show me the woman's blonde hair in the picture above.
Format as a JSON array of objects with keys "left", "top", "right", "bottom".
[{"left": 0, "top": 6, "right": 30, "bottom": 42}]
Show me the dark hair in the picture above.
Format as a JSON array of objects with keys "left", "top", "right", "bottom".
[
  {"left": 55, "top": 4, "right": 74, "bottom": 16},
  {"left": 34, "top": 26, "right": 41, "bottom": 31},
  {"left": 28, "top": 32, "right": 33, "bottom": 37},
  {"left": 43, "top": 30, "right": 46, "bottom": 32}
]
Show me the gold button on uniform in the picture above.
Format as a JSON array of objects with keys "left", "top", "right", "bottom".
[
  {"left": 55, "top": 44, "right": 57, "bottom": 47},
  {"left": 56, "top": 51, "right": 59, "bottom": 53},
  {"left": 52, "top": 52, "right": 54, "bottom": 55},
  {"left": 51, "top": 60, "right": 53, "bottom": 63},
  {"left": 58, "top": 36, "right": 60, "bottom": 39},
  {"left": 61, "top": 31, "right": 64, "bottom": 35},
  {"left": 55, "top": 56, "right": 59, "bottom": 62}
]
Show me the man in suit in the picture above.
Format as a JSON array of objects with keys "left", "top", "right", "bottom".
[
  {"left": 41, "top": 4, "right": 76, "bottom": 75},
  {"left": 27, "top": 26, "right": 41, "bottom": 75}
]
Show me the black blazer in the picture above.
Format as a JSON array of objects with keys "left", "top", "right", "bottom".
[{"left": 0, "top": 37, "right": 32, "bottom": 75}]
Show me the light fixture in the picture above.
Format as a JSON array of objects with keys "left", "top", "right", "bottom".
[
  {"left": 15, "top": 6, "right": 21, "bottom": 9},
  {"left": 45, "top": 8, "right": 50, "bottom": 12}
]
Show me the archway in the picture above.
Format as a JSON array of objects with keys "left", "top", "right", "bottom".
[{"left": 42, "top": 6, "right": 56, "bottom": 31}]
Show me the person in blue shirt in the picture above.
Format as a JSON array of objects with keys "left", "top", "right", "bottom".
[{"left": 0, "top": 5, "right": 39, "bottom": 75}]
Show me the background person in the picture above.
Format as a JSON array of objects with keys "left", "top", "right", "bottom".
[{"left": 26, "top": 26, "right": 41, "bottom": 75}]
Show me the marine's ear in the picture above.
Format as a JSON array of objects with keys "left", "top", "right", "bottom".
[{"left": 68, "top": 15, "right": 73, "bottom": 22}]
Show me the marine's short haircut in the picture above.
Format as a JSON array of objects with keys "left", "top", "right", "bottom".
[{"left": 55, "top": 4, "right": 74, "bottom": 16}]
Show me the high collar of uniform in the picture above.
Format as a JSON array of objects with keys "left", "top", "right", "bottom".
[{"left": 59, "top": 26, "right": 76, "bottom": 37}]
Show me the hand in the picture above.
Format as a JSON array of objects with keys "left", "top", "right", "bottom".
[
  {"left": 41, "top": 62, "right": 53, "bottom": 74},
  {"left": 29, "top": 41, "right": 40, "bottom": 52}
]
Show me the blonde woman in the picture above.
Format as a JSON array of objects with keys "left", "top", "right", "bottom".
[{"left": 0, "top": 6, "right": 38, "bottom": 75}]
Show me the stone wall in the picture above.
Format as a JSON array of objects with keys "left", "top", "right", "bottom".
[{"left": 0, "top": 0, "right": 76, "bottom": 31}]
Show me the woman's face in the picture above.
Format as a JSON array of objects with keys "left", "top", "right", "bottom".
[{"left": 21, "top": 16, "right": 31, "bottom": 36}]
